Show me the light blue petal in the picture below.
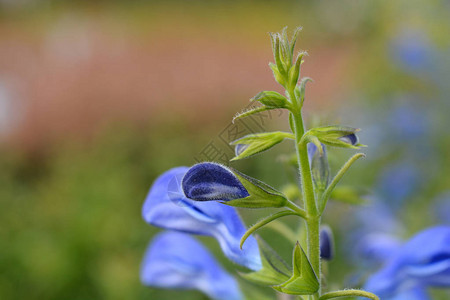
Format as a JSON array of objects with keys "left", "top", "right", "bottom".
[{"left": 141, "top": 232, "right": 243, "bottom": 300}]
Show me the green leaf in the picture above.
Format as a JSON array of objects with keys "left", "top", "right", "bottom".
[
  {"left": 251, "top": 91, "right": 290, "bottom": 109},
  {"left": 273, "top": 242, "right": 319, "bottom": 295},
  {"left": 231, "top": 131, "right": 294, "bottom": 161},
  {"left": 319, "top": 153, "right": 366, "bottom": 212},
  {"left": 240, "top": 237, "right": 291, "bottom": 286},
  {"left": 240, "top": 210, "right": 300, "bottom": 250},
  {"left": 223, "top": 169, "right": 288, "bottom": 208}
]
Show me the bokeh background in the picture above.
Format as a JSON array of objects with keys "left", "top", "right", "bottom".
[{"left": 1, "top": 0, "right": 449, "bottom": 299}]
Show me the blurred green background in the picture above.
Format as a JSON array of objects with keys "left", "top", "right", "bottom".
[{"left": 0, "top": 0, "right": 449, "bottom": 299}]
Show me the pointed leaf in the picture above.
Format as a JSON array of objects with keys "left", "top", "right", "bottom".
[
  {"left": 240, "top": 237, "right": 291, "bottom": 286},
  {"left": 273, "top": 242, "right": 319, "bottom": 295}
]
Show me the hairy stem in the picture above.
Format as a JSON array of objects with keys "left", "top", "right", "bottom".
[
  {"left": 319, "top": 289, "right": 379, "bottom": 300},
  {"left": 288, "top": 88, "right": 320, "bottom": 299}
]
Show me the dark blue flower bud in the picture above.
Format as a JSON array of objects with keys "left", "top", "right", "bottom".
[
  {"left": 320, "top": 225, "right": 334, "bottom": 261},
  {"left": 182, "top": 162, "right": 250, "bottom": 201},
  {"left": 338, "top": 133, "right": 359, "bottom": 146}
]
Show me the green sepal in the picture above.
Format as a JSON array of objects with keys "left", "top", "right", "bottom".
[
  {"left": 288, "top": 52, "right": 307, "bottom": 90},
  {"left": 269, "top": 62, "right": 286, "bottom": 87},
  {"left": 310, "top": 143, "right": 330, "bottom": 194},
  {"left": 290, "top": 27, "right": 302, "bottom": 57},
  {"left": 329, "top": 185, "right": 366, "bottom": 205},
  {"left": 298, "top": 77, "right": 313, "bottom": 106},
  {"left": 231, "top": 131, "right": 294, "bottom": 161},
  {"left": 223, "top": 169, "right": 287, "bottom": 208},
  {"left": 269, "top": 33, "right": 285, "bottom": 74},
  {"left": 273, "top": 242, "right": 319, "bottom": 295},
  {"left": 304, "top": 125, "right": 363, "bottom": 149},
  {"left": 251, "top": 91, "right": 290, "bottom": 109},
  {"left": 239, "top": 237, "right": 291, "bottom": 286},
  {"left": 280, "top": 27, "right": 291, "bottom": 67}
]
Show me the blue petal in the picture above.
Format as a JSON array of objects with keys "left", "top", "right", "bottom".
[
  {"left": 141, "top": 232, "right": 243, "bottom": 300},
  {"left": 234, "top": 144, "right": 249, "bottom": 157},
  {"left": 307, "top": 143, "right": 318, "bottom": 163},
  {"left": 377, "top": 162, "right": 420, "bottom": 208},
  {"left": 182, "top": 162, "right": 249, "bottom": 201},
  {"left": 364, "top": 226, "right": 450, "bottom": 297},
  {"left": 143, "top": 167, "right": 262, "bottom": 271},
  {"left": 388, "top": 285, "right": 430, "bottom": 300},
  {"left": 339, "top": 133, "right": 358, "bottom": 145},
  {"left": 355, "top": 233, "right": 402, "bottom": 264}
]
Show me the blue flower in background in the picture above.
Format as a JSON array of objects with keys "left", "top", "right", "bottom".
[
  {"left": 376, "top": 161, "right": 421, "bottom": 209},
  {"left": 141, "top": 231, "right": 243, "bottom": 300},
  {"left": 390, "top": 28, "right": 436, "bottom": 73},
  {"left": 142, "top": 164, "right": 262, "bottom": 270},
  {"left": 386, "top": 285, "right": 430, "bottom": 300},
  {"left": 349, "top": 201, "right": 404, "bottom": 266},
  {"left": 364, "top": 226, "right": 450, "bottom": 298},
  {"left": 388, "top": 100, "right": 430, "bottom": 143}
]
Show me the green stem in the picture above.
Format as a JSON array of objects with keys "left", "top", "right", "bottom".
[
  {"left": 286, "top": 200, "right": 307, "bottom": 218},
  {"left": 288, "top": 88, "right": 320, "bottom": 299},
  {"left": 319, "top": 289, "right": 379, "bottom": 300}
]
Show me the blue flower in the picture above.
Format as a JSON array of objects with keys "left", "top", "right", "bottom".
[
  {"left": 387, "top": 285, "right": 430, "bottom": 300},
  {"left": 390, "top": 29, "right": 436, "bottom": 73},
  {"left": 142, "top": 165, "right": 262, "bottom": 270},
  {"left": 346, "top": 201, "right": 404, "bottom": 267},
  {"left": 376, "top": 162, "right": 421, "bottom": 209},
  {"left": 141, "top": 231, "right": 243, "bottom": 300},
  {"left": 364, "top": 226, "right": 450, "bottom": 298}
]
